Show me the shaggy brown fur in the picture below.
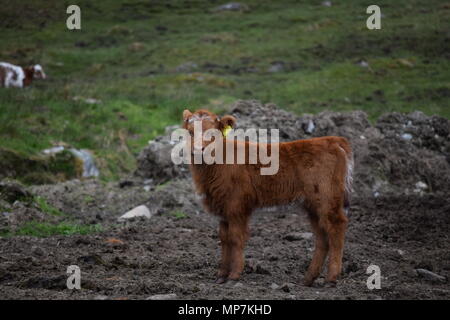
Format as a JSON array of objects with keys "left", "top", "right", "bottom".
[{"left": 183, "top": 109, "right": 353, "bottom": 285}]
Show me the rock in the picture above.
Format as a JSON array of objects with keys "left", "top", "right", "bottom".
[
  {"left": 413, "top": 181, "right": 428, "bottom": 194},
  {"left": 284, "top": 232, "right": 313, "bottom": 241},
  {"left": 358, "top": 60, "right": 369, "bottom": 68},
  {"left": 119, "top": 180, "right": 134, "bottom": 188},
  {"left": 175, "top": 62, "right": 198, "bottom": 73},
  {"left": 0, "top": 180, "right": 32, "bottom": 203},
  {"left": 118, "top": 205, "right": 152, "bottom": 221},
  {"left": 415, "top": 269, "right": 447, "bottom": 283},
  {"left": 146, "top": 293, "right": 177, "bottom": 300},
  {"left": 280, "top": 282, "right": 295, "bottom": 293},
  {"left": 31, "top": 246, "right": 45, "bottom": 256},
  {"left": 68, "top": 149, "right": 99, "bottom": 178},
  {"left": 322, "top": 1, "right": 332, "bottom": 7},
  {"left": 73, "top": 96, "right": 102, "bottom": 105},
  {"left": 415, "top": 181, "right": 428, "bottom": 190},
  {"left": 267, "top": 62, "right": 284, "bottom": 73},
  {"left": 304, "top": 120, "right": 315, "bottom": 134},
  {"left": 270, "top": 283, "right": 279, "bottom": 290},
  {"left": 212, "top": 2, "right": 249, "bottom": 12},
  {"left": 135, "top": 133, "right": 189, "bottom": 183},
  {"left": 41, "top": 146, "right": 99, "bottom": 178},
  {"left": 93, "top": 295, "right": 108, "bottom": 300},
  {"left": 0, "top": 147, "right": 85, "bottom": 184},
  {"left": 401, "top": 133, "right": 413, "bottom": 141},
  {"left": 42, "top": 146, "right": 65, "bottom": 154}
]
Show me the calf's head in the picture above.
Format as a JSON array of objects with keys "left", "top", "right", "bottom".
[
  {"left": 182, "top": 109, "right": 236, "bottom": 152},
  {"left": 24, "top": 64, "right": 46, "bottom": 80}
]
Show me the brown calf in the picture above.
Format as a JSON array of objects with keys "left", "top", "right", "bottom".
[{"left": 182, "top": 109, "right": 353, "bottom": 286}]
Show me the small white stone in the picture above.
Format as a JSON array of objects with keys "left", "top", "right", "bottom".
[
  {"left": 143, "top": 185, "right": 151, "bottom": 192},
  {"left": 401, "top": 133, "right": 413, "bottom": 141},
  {"left": 359, "top": 60, "right": 369, "bottom": 68},
  {"left": 305, "top": 120, "right": 315, "bottom": 134},
  {"left": 42, "top": 146, "right": 65, "bottom": 154},
  {"left": 300, "top": 232, "right": 313, "bottom": 240},
  {"left": 146, "top": 293, "right": 177, "bottom": 300},
  {"left": 360, "top": 135, "right": 366, "bottom": 140},
  {"left": 118, "top": 205, "right": 152, "bottom": 220},
  {"left": 84, "top": 98, "right": 101, "bottom": 104},
  {"left": 415, "top": 181, "right": 428, "bottom": 190}
]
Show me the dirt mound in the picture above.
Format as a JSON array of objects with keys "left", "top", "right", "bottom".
[
  {"left": 0, "top": 147, "right": 84, "bottom": 185},
  {"left": 135, "top": 127, "right": 190, "bottom": 184},
  {"left": 136, "top": 100, "right": 450, "bottom": 198}
]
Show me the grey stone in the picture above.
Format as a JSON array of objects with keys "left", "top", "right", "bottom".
[
  {"left": 212, "top": 2, "right": 249, "bottom": 12},
  {"left": 415, "top": 269, "right": 446, "bottom": 283},
  {"left": 146, "top": 293, "right": 177, "bottom": 300}
]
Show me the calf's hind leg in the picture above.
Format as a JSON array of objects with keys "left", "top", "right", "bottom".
[
  {"left": 304, "top": 211, "right": 329, "bottom": 286},
  {"left": 325, "top": 208, "right": 348, "bottom": 284}
]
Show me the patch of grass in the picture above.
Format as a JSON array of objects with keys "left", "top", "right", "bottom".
[
  {"left": 169, "top": 210, "right": 188, "bottom": 220},
  {"left": 155, "top": 180, "right": 172, "bottom": 192},
  {"left": 0, "top": 221, "right": 103, "bottom": 238},
  {"left": 83, "top": 195, "right": 95, "bottom": 204},
  {"left": 34, "top": 196, "right": 64, "bottom": 216}
]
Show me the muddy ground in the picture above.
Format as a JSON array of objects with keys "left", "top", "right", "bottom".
[{"left": 0, "top": 100, "right": 449, "bottom": 299}]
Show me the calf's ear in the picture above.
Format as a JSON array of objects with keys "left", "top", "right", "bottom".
[
  {"left": 183, "top": 109, "right": 193, "bottom": 122},
  {"left": 219, "top": 115, "right": 237, "bottom": 129}
]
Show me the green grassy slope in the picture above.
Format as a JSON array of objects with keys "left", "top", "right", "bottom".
[{"left": 1, "top": 0, "right": 449, "bottom": 180}]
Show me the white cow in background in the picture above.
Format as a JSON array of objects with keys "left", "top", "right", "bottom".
[{"left": 0, "top": 62, "right": 46, "bottom": 88}]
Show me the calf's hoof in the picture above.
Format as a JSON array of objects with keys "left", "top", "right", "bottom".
[
  {"left": 303, "top": 275, "right": 316, "bottom": 287},
  {"left": 215, "top": 276, "right": 228, "bottom": 284}
]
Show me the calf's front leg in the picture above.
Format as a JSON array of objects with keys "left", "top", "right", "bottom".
[
  {"left": 216, "top": 220, "right": 231, "bottom": 284},
  {"left": 227, "top": 217, "right": 250, "bottom": 281}
]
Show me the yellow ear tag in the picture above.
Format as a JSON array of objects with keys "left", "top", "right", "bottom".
[{"left": 222, "top": 125, "right": 232, "bottom": 137}]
